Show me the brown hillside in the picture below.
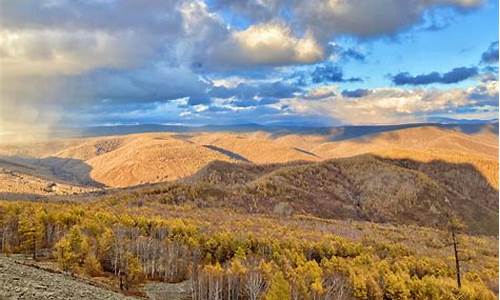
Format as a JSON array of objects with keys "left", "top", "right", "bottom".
[
  {"left": 0, "top": 125, "right": 497, "bottom": 190},
  {"left": 117, "top": 154, "right": 498, "bottom": 235}
]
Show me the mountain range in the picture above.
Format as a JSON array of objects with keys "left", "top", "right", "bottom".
[{"left": 0, "top": 122, "right": 497, "bottom": 235}]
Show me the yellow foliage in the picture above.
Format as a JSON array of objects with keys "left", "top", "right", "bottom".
[
  {"left": 382, "top": 271, "right": 411, "bottom": 300},
  {"left": 265, "top": 271, "right": 291, "bottom": 300},
  {"left": 83, "top": 254, "right": 102, "bottom": 277},
  {"left": 126, "top": 254, "right": 145, "bottom": 285},
  {"left": 54, "top": 226, "right": 89, "bottom": 272},
  {"left": 0, "top": 200, "right": 497, "bottom": 299}
]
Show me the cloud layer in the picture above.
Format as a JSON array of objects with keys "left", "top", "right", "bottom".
[
  {"left": 289, "top": 80, "right": 498, "bottom": 125},
  {"left": 0, "top": 0, "right": 497, "bottom": 137}
]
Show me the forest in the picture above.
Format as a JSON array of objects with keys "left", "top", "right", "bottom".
[{"left": 0, "top": 197, "right": 497, "bottom": 300}]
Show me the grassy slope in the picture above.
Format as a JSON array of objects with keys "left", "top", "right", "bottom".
[
  {"left": 0, "top": 125, "right": 497, "bottom": 189},
  {"left": 107, "top": 154, "right": 498, "bottom": 236}
]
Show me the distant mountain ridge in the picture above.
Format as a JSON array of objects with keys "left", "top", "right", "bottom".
[
  {"left": 0, "top": 123, "right": 497, "bottom": 189},
  {"left": 65, "top": 120, "right": 499, "bottom": 140}
]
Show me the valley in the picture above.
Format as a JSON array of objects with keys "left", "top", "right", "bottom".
[{"left": 0, "top": 123, "right": 498, "bottom": 299}]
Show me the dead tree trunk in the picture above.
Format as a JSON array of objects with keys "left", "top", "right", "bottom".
[{"left": 451, "top": 226, "right": 461, "bottom": 288}]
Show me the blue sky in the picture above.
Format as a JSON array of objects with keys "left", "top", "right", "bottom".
[{"left": 0, "top": 0, "right": 498, "bottom": 133}]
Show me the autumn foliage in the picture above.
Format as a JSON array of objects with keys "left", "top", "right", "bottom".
[{"left": 0, "top": 200, "right": 497, "bottom": 299}]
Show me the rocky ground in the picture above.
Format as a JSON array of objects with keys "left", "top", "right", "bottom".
[
  {"left": 0, "top": 166, "right": 96, "bottom": 198},
  {"left": 0, "top": 256, "right": 135, "bottom": 300},
  {"left": 0, "top": 255, "right": 194, "bottom": 300},
  {"left": 143, "top": 281, "right": 192, "bottom": 300}
]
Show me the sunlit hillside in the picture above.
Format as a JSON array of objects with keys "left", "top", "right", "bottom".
[
  {"left": 1, "top": 0, "right": 498, "bottom": 298},
  {"left": 0, "top": 124, "right": 497, "bottom": 190}
]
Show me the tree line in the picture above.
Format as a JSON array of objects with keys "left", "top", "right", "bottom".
[{"left": 0, "top": 200, "right": 496, "bottom": 299}]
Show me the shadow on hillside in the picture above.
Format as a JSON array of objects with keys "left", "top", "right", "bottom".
[
  {"left": 0, "top": 192, "right": 48, "bottom": 201},
  {"left": 445, "top": 123, "right": 499, "bottom": 135},
  {"left": 325, "top": 124, "right": 426, "bottom": 141},
  {"left": 56, "top": 122, "right": 498, "bottom": 142},
  {"left": 163, "top": 154, "right": 498, "bottom": 235},
  {"left": 293, "top": 147, "right": 320, "bottom": 158},
  {"left": 319, "top": 123, "right": 500, "bottom": 145},
  {"left": 202, "top": 145, "right": 250, "bottom": 162},
  {"left": 379, "top": 156, "right": 498, "bottom": 205},
  {"left": 373, "top": 156, "right": 499, "bottom": 235},
  {"left": 0, "top": 155, "right": 105, "bottom": 188}
]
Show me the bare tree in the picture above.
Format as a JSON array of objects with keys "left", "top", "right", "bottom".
[
  {"left": 322, "top": 272, "right": 351, "bottom": 300},
  {"left": 449, "top": 217, "right": 465, "bottom": 289},
  {"left": 245, "top": 270, "right": 266, "bottom": 300}
]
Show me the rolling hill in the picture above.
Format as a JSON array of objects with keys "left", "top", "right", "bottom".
[
  {"left": 0, "top": 123, "right": 498, "bottom": 298},
  {"left": 0, "top": 123, "right": 497, "bottom": 190},
  {"left": 112, "top": 154, "right": 497, "bottom": 235}
]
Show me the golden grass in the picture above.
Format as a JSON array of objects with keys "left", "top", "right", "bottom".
[{"left": 0, "top": 126, "right": 497, "bottom": 189}]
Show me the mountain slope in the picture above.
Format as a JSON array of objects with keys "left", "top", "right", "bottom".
[
  {"left": 0, "top": 124, "right": 497, "bottom": 190},
  {"left": 122, "top": 154, "right": 498, "bottom": 235}
]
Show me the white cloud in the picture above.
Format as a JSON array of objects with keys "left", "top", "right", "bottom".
[
  {"left": 0, "top": 0, "right": 490, "bottom": 135},
  {"left": 304, "top": 85, "right": 337, "bottom": 100},
  {"left": 0, "top": 29, "right": 160, "bottom": 77},
  {"left": 194, "top": 22, "right": 324, "bottom": 70},
  {"left": 233, "top": 23, "right": 323, "bottom": 64},
  {"left": 288, "top": 82, "right": 496, "bottom": 125}
]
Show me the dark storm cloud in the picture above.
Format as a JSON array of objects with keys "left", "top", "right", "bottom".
[
  {"left": 210, "top": 0, "right": 482, "bottom": 40},
  {"left": 329, "top": 44, "right": 366, "bottom": 62},
  {"left": 311, "top": 64, "right": 362, "bottom": 83},
  {"left": 481, "top": 41, "right": 499, "bottom": 65},
  {"left": 392, "top": 66, "right": 478, "bottom": 85},
  {"left": 187, "top": 95, "right": 212, "bottom": 106},
  {"left": 0, "top": 0, "right": 490, "bottom": 130},
  {"left": 342, "top": 48, "right": 366, "bottom": 62},
  {"left": 0, "top": 0, "right": 183, "bottom": 33},
  {"left": 341, "top": 89, "right": 371, "bottom": 98}
]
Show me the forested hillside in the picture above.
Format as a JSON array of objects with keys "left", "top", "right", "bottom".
[
  {"left": 0, "top": 126, "right": 497, "bottom": 299},
  {"left": 106, "top": 154, "right": 498, "bottom": 236},
  {"left": 0, "top": 184, "right": 498, "bottom": 299}
]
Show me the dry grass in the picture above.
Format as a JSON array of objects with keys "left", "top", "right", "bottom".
[
  {"left": 95, "top": 153, "right": 498, "bottom": 235},
  {"left": 0, "top": 125, "right": 497, "bottom": 190}
]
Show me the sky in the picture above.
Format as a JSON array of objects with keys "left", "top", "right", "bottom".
[{"left": 0, "top": 0, "right": 498, "bottom": 137}]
